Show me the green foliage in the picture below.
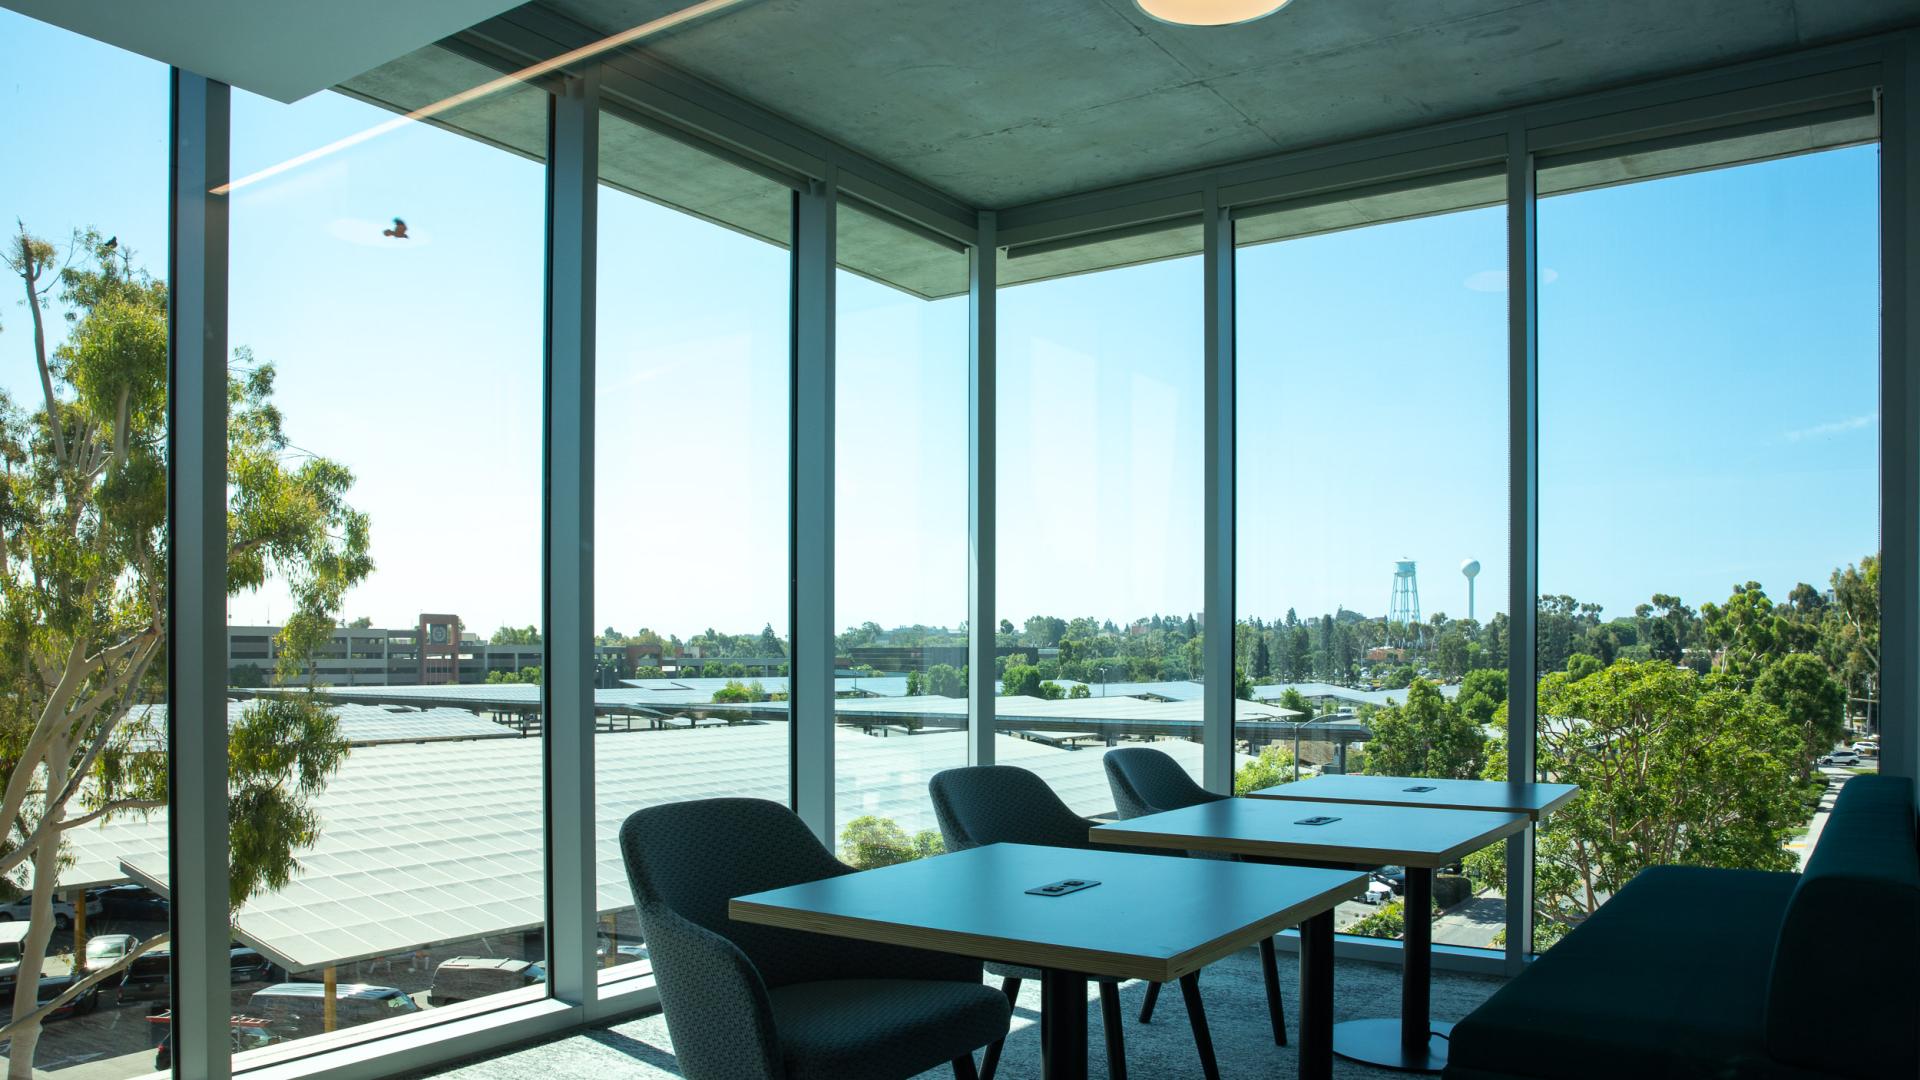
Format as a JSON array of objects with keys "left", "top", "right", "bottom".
[
  {"left": 1234, "top": 666, "right": 1254, "bottom": 701},
  {"left": 490, "top": 624, "right": 540, "bottom": 645},
  {"left": 1234, "top": 744, "right": 1296, "bottom": 795},
  {"left": 1277, "top": 687, "right": 1311, "bottom": 717},
  {"left": 711, "top": 679, "right": 763, "bottom": 704},
  {"left": 1456, "top": 667, "right": 1507, "bottom": 724},
  {"left": 1036, "top": 680, "right": 1065, "bottom": 700},
  {"left": 1003, "top": 663, "right": 1044, "bottom": 698},
  {"left": 925, "top": 663, "right": 965, "bottom": 698},
  {"left": 1362, "top": 678, "right": 1486, "bottom": 780},
  {"left": 839, "top": 815, "right": 945, "bottom": 869},
  {"left": 1565, "top": 652, "right": 1602, "bottom": 682},
  {"left": 1511, "top": 660, "right": 1805, "bottom": 939},
  {"left": 1753, "top": 652, "right": 1846, "bottom": 774},
  {"left": 1068, "top": 683, "right": 1091, "bottom": 699},
  {"left": 229, "top": 663, "right": 268, "bottom": 689},
  {"left": 905, "top": 670, "right": 924, "bottom": 696},
  {"left": 1382, "top": 665, "right": 1416, "bottom": 689},
  {"left": 486, "top": 666, "right": 542, "bottom": 685}
]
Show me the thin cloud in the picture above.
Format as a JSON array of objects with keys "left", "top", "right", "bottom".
[{"left": 1785, "top": 414, "right": 1875, "bottom": 442}]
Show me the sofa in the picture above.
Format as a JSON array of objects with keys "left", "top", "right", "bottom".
[{"left": 1445, "top": 774, "right": 1919, "bottom": 1080}]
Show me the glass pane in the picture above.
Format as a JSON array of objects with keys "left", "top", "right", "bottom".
[
  {"left": 593, "top": 109, "right": 792, "bottom": 976},
  {"left": 226, "top": 72, "right": 547, "bottom": 1047},
  {"left": 1536, "top": 143, "right": 1880, "bottom": 950},
  {"left": 1233, "top": 179, "right": 1510, "bottom": 949},
  {"left": 0, "top": 11, "right": 172, "bottom": 1076},
  {"left": 833, "top": 201, "right": 970, "bottom": 864},
  {"left": 997, "top": 227, "right": 1208, "bottom": 813}
]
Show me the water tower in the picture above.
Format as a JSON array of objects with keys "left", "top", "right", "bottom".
[
  {"left": 1388, "top": 560, "right": 1421, "bottom": 646},
  {"left": 1461, "top": 558, "right": 1481, "bottom": 622}
]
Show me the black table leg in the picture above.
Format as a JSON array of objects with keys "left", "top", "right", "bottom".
[
  {"left": 1333, "top": 864, "right": 1450, "bottom": 1072},
  {"left": 1298, "top": 909, "right": 1334, "bottom": 1080},
  {"left": 1039, "top": 968, "right": 1088, "bottom": 1080},
  {"left": 1403, "top": 863, "right": 1433, "bottom": 1057}
]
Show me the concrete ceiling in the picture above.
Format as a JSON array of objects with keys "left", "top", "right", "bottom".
[
  {"left": 554, "top": 0, "right": 1916, "bottom": 209},
  {"left": 335, "top": 0, "right": 1904, "bottom": 297},
  {"left": 2, "top": 0, "right": 523, "bottom": 103}
]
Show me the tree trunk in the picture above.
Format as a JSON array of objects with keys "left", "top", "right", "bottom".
[{"left": 7, "top": 822, "right": 63, "bottom": 1078}]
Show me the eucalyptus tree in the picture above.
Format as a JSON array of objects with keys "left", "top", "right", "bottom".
[{"left": 0, "top": 228, "right": 368, "bottom": 1072}]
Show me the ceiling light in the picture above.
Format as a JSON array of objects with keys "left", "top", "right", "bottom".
[{"left": 1135, "top": 0, "right": 1292, "bottom": 26}]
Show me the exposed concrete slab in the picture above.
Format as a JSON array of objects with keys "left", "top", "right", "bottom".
[
  {"left": 558, "top": 0, "right": 1912, "bottom": 208},
  {"left": 326, "top": 0, "right": 1906, "bottom": 296}
]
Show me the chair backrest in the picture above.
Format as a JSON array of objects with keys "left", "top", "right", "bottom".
[
  {"left": 928, "top": 765, "right": 1092, "bottom": 851},
  {"left": 1764, "top": 774, "right": 1918, "bottom": 1078},
  {"left": 1104, "top": 746, "right": 1223, "bottom": 819},
  {"left": 629, "top": 798, "right": 864, "bottom": 1080}
]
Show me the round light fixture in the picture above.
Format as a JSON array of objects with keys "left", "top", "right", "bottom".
[{"left": 1134, "top": 0, "right": 1292, "bottom": 26}]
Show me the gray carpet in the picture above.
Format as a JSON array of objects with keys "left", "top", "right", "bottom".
[{"left": 415, "top": 947, "right": 1505, "bottom": 1079}]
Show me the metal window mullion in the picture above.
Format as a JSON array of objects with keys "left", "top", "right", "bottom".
[
  {"left": 1881, "top": 35, "right": 1920, "bottom": 796},
  {"left": 1201, "top": 188, "right": 1235, "bottom": 793},
  {"left": 967, "top": 212, "right": 997, "bottom": 766},
  {"left": 544, "top": 72, "right": 598, "bottom": 1007},
  {"left": 791, "top": 177, "right": 836, "bottom": 841},
  {"left": 1504, "top": 121, "right": 1541, "bottom": 974},
  {"left": 167, "top": 68, "right": 233, "bottom": 1080}
]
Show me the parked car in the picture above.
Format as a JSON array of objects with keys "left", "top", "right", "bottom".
[
  {"left": 119, "top": 943, "right": 283, "bottom": 1005},
  {"left": 248, "top": 982, "right": 418, "bottom": 1038},
  {"left": 1374, "top": 867, "right": 1407, "bottom": 896},
  {"left": 35, "top": 974, "right": 101, "bottom": 1020},
  {"left": 1821, "top": 750, "right": 1862, "bottom": 766},
  {"left": 0, "top": 892, "right": 104, "bottom": 930},
  {"left": 428, "top": 957, "right": 542, "bottom": 1006},
  {"left": 90, "top": 884, "right": 169, "bottom": 922},
  {"left": 1850, "top": 741, "right": 1878, "bottom": 757},
  {"left": 1359, "top": 879, "right": 1395, "bottom": 905},
  {"left": 82, "top": 932, "right": 142, "bottom": 972},
  {"left": 0, "top": 922, "right": 29, "bottom": 988}
]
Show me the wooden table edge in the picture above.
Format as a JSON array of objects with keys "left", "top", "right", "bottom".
[
  {"left": 1246, "top": 782, "right": 1579, "bottom": 821},
  {"left": 729, "top": 870, "right": 1367, "bottom": 983},
  {"left": 1089, "top": 811, "right": 1529, "bottom": 868}
]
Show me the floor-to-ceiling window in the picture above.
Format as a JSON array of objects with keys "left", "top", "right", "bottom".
[
  {"left": 997, "top": 226, "right": 1208, "bottom": 812},
  {"left": 592, "top": 108, "right": 792, "bottom": 971},
  {"left": 1234, "top": 172, "right": 1511, "bottom": 948},
  {"left": 1533, "top": 139, "right": 1880, "bottom": 949},
  {"left": 833, "top": 200, "right": 970, "bottom": 864},
  {"left": 225, "top": 67, "right": 548, "bottom": 1045},
  {"left": 0, "top": 12, "right": 173, "bottom": 1077}
]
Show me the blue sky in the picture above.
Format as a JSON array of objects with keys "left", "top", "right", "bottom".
[{"left": 2, "top": 11, "right": 1882, "bottom": 641}]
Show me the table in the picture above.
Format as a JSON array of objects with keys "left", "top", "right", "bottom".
[
  {"left": 1246, "top": 773, "right": 1577, "bottom": 822},
  {"left": 1091, "top": 797, "right": 1527, "bottom": 1074},
  {"left": 730, "top": 842, "right": 1366, "bottom": 1080}
]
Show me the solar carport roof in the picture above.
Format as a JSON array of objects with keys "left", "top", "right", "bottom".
[{"left": 61, "top": 725, "right": 1207, "bottom": 974}]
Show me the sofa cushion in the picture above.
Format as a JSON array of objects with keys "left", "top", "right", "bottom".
[
  {"left": 1447, "top": 865, "right": 1805, "bottom": 1080},
  {"left": 1765, "top": 775, "right": 1919, "bottom": 1078}
]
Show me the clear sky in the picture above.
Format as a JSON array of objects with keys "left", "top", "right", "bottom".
[{"left": 2, "top": 11, "right": 1882, "bottom": 641}]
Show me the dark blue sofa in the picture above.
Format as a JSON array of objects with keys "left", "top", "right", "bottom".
[{"left": 1445, "top": 774, "right": 1919, "bottom": 1080}]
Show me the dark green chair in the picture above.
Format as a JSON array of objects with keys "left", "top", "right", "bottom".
[
  {"left": 621, "top": 797, "right": 1011, "bottom": 1080},
  {"left": 929, "top": 764, "right": 1223, "bottom": 1080},
  {"left": 1104, "top": 746, "right": 1289, "bottom": 1045}
]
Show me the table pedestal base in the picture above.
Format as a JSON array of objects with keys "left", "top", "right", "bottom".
[{"left": 1332, "top": 1017, "right": 1452, "bottom": 1072}]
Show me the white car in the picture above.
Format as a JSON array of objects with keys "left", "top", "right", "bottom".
[
  {"left": 1358, "top": 879, "right": 1395, "bottom": 905},
  {"left": 1820, "top": 750, "right": 1861, "bottom": 767},
  {"left": 0, "top": 893, "right": 104, "bottom": 930},
  {"left": 1850, "top": 741, "right": 1878, "bottom": 756}
]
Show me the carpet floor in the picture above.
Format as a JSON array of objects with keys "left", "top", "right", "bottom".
[{"left": 414, "top": 948, "right": 1505, "bottom": 1079}]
